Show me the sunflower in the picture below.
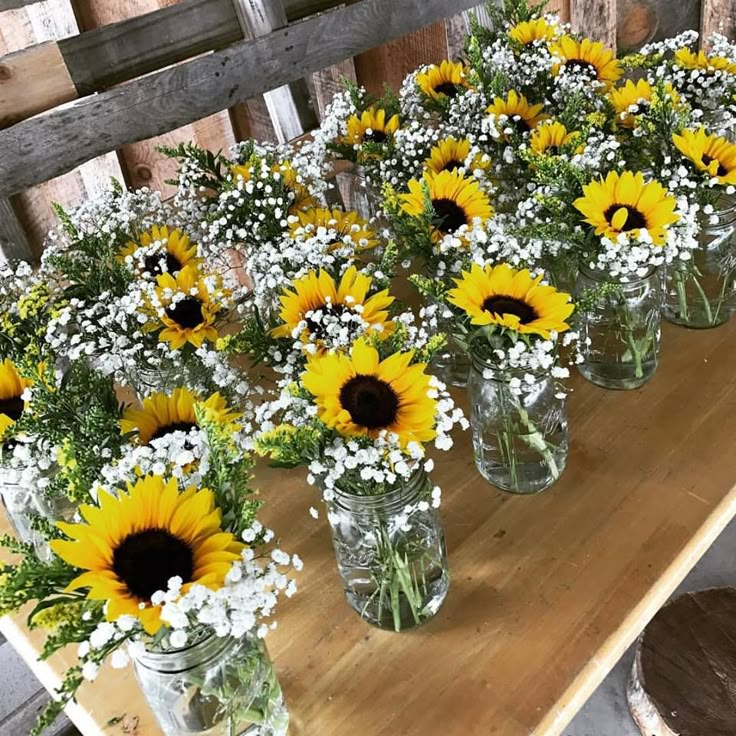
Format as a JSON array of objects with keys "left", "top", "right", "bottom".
[
  {"left": 154, "top": 266, "right": 221, "bottom": 350},
  {"left": 529, "top": 121, "right": 580, "bottom": 155},
  {"left": 50, "top": 474, "right": 244, "bottom": 635},
  {"left": 302, "top": 338, "right": 437, "bottom": 447},
  {"left": 400, "top": 170, "right": 494, "bottom": 239},
  {"left": 551, "top": 36, "right": 623, "bottom": 85},
  {"left": 487, "top": 90, "right": 547, "bottom": 135},
  {"left": 672, "top": 127, "right": 736, "bottom": 186},
  {"left": 0, "top": 359, "right": 30, "bottom": 442},
  {"left": 232, "top": 160, "right": 315, "bottom": 211},
  {"left": 272, "top": 266, "right": 394, "bottom": 345},
  {"left": 674, "top": 48, "right": 736, "bottom": 74},
  {"left": 448, "top": 263, "right": 574, "bottom": 339},
  {"left": 288, "top": 208, "right": 378, "bottom": 251},
  {"left": 573, "top": 171, "right": 680, "bottom": 245},
  {"left": 119, "top": 226, "right": 200, "bottom": 277},
  {"left": 508, "top": 18, "right": 558, "bottom": 45},
  {"left": 424, "top": 137, "right": 490, "bottom": 175},
  {"left": 342, "top": 108, "right": 400, "bottom": 146},
  {"left": 120, "top": 387, "right": 240, "bottom": 445},
  {"left": 416, "top": 60, "right": 472, "bottom": 101}
]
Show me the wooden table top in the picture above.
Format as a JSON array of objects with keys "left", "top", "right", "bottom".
[{"left": 3, "top": 319, "right": 736, "bottom": 736}]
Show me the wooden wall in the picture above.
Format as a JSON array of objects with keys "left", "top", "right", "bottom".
[{"left": 3, "top": 0, "right": 713, "bottom": 258}]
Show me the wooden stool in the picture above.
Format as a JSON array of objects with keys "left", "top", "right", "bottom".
[{"left": 627, "top": 588, "right": 736, "bottom": 736}]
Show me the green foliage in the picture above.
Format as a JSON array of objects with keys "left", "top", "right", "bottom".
[
  {"left": 159, "top": 141, "right": 229, "bottom": 190},
  {"left": 254, "top": 423, "right": 324, "bottom": 469},
  {"left": 221, "top": 308, "right": 276, "bottom": 367}
]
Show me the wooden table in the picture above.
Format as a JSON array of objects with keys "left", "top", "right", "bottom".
[{"left": 3, "top": 319, "right": 736, "bottom": 736}]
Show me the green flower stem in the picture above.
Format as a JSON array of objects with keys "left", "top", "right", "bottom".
[
  {"left": 674, "top": 271, "right": 690, "bottom": 323},
  {"left": 690, "top": 272, "right": 715, "bottom": 325},
  {"left": 517, "top": 405, "right": 560, "bottom": 481}
]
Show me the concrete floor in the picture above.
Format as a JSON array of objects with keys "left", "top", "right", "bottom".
[
  {"left": 565, "top": 516, "right": 736, "bottom": 736},
  {"left": 1, "top": 519, "right": 734, "bottom": 735}
]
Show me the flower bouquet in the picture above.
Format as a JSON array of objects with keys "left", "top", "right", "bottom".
[{"left": 254, "top": 334, "right": 466, "bottom": 632}]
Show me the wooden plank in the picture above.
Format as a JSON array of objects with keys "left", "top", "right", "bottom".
[
  {"left": 71, "top": 0, "right": 237, "bottom": 198},
  {"left": 232, "top": 0, "right": 306, "bottom": 142},
  {"left": 60, "top": 0, "right": 242, "bottom": 96},
  {"left": 701, "top": 0, "right": 736, "bottom": 39},
  {"left": 0, "top": 0, "right": 124, "bottom": 257},
  {"left": 0, "top": 0, "right": 480, "bottom": 197},
  {"left": 354, "top": 20, "right": 449, "bottom": 96},
  {"left": 0, "top": 198, "right": 32, "bottom": 261},
  {"left": 571, "top": 0, "right": 617, "bottom": 48},
  {"left": 0, "top": 0, "right": 43, "bottom": 10},
  {"left": 4, "top": 320, "right": 736, "bottom": 735},
  {"left": 0, "top": 40, "right": 77, "bottom": 128}
]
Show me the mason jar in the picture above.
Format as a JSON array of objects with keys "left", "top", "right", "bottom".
[
  {"left": 126, "top": 361, "right": 196, "bottom": 400},
  {"left": 576, "top": 265, "right": 661, "bottom": 390},
  {"left": 0, "top": 468, "right": 38, "bottom": 546},
  {"left": 428, "top": 300, "right": 470, "bottom": 388},
  {"left": 326, "top": 470, "right": 450, "bottom": 632},
  {"left": 467, "top": 354, "right": 568, "bottom": 494},
  {"left": 663, "top": 197, "right": 736, "bottom": 328},
  {"left": 132, "top": 632, "right": 288, "bottom": 736},
  {"left": 340, "top": 165, "right": 381, "bottom": 220}
]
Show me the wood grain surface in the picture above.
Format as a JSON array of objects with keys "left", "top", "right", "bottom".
[
  {"left": 0, "top": 1, "right": 123, "bottom": 258},
  {"left": 571, "top": 0, "right": 617, "bottom": 47},
  {"left": 701, "top": 0, "right": 736, "bottom": 40},
  {"left": 0, "top": 0, "right": 480, "bottom": 197},
  {"left": 628, "top": 588, "right": 736, "bottom": 736},
  {"left": 4, "top": 319, "right": 736, "bottom": 735}
]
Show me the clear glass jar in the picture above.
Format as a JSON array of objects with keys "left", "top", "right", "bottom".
[
  {"left": 340, "top": 165, "right": 381, "bottom": 220},
  {"left": 428, "top": 300, "right": 470, "bottom": 388},
  {"left": 663, "top": 197, "right": 736, "bottom": 328},
  {"left": 132, "top": 632, "right": 288, "bottom": 736},
  {"left": 576, "top": 265, "right": 661, "bottom": 390},
  {"left": 0, "top": 468, "right": 39, "bottom": 546},
  {"left": 467, "top": 354, "right": 568, "bottom": 494},
  {"left": 326, "top": 470, "right": 450, "bottom": 632},
  {"left": 126, "top": 361, "right": 196, "bottom": 400}
]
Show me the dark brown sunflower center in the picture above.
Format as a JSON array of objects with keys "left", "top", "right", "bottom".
[
  {"left": 564, "top": 59, "right": 598, "bottom": 78},
  {"left": 432, "top": 198, "right": 468, "bottom": 234},
  {"left": 702, "top": 154, "right": 729, "bottom": 177},
  {"left": 434, "top": 82, "right": 460, "bottom": 98},
  {"left": 112, "top": 528, "right": 194, "bottom": 602},
  {"left": 363, "top": 129, "right": 387, "bottom": 144},
  {"left": 305, "top": 303, "right": 348, "bottom": 340},
  {"left": 513, "top": 117, "right": 531, "bottom": 133},
  {"left": 441, "top": 158, "right": 465, "bottom": 172},
  {"left": 631, "top": 102, "right": 649, "bottom": 116},
  {"left": 150, "top": 421, "right": 197, "bottom": 442},
  {"left": 482, "top": 296, "right": 539, "bottom": 324},
  {"left": 0, "top": 396, "right": 24, "bottom": 422},
  {"left": 339, "top": 375, "right": 399, "bottom": 429},
  {"left": 603, "top": 204, "right": 647, "bottom": 231},
  {"left": 144, "top": 251, "right": 183, "bottom": 277},
  {"left": 166, "top": 297, "right": 205, "bottom": 329}
]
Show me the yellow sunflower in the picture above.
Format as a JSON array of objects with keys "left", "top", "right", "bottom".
[
  {"left": 672, "top": 127, "right": 736, "bottom": 186},
  {"left": 302, "top": 338, "right": 437, "bottom": 447},
  {"left": 272, "top": 266, "right": 394, "bottom": 345},
  {"left": 50, "top": 474, "right": 244, "bottom": 635},
  {"left": 674, "top": 48, "right": 736, "bottom": 74},
  {"left": 342, "top": 108, "right": 400, "bottom": 146},
  {"left": 288, "top": 208, "right": 378, "bottom": 251},
  {"left": 551, "top": 36, "right": 623, "bottom": 85},
  {"left": 508, "top": 18, "right": 558, "bottom": 45},
  {"left": 609, "top": 80, "right": 680, "bottom": 129},
  {"left": 573, "top": 171, "right": 680, "bottom": 245},
  {"left": 416, "top": 60, "right": 472, "bottom": 101},
  {"left": 119, "top": 226, "right": 200, "bottom": 277},
  {"left": 529, "top": 121, "right": 581, "bottom": 155},
  {"left": 400, "top": 170, "right": 494, "bottom": 239},
  {"left": 424, "top": 137, "right": 490, "bottom": 175},
  {"left": 153, "top": 266, "right": 221, "bottom": 350},
  {"left": 231, "top": 160, "right": 315, "bottom": 211},
  {"left": 0, "top": 359, "right": 30, "bottom": 442},
  {"left": 448, "top": 263, "right": 574, "bottom": 338},
  {"left": 487, "top": 90, "right": 547, "bottom": 135},
  {"left": 121, "top": 387, "right": 240, "bottom": 445}
]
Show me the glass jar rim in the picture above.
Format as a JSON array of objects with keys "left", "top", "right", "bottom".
[
  {"left": 329, "top": 468, "right": 429, "bottom": 514},
  {"left": 579, "top": 262, "right": 657, "bottom": 282},
  {"left": 132, "top": 630, "right": 237, "bottom": 673}
]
